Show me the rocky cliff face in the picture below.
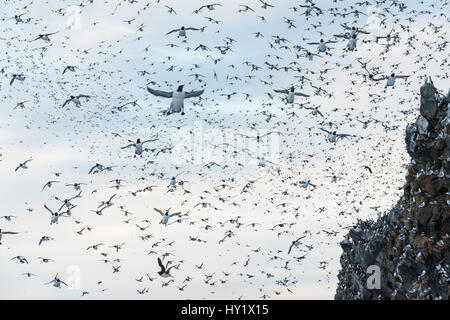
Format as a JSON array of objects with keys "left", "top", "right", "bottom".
[{"left": 335, "top": 81, "right": 450, "bottom": 300}]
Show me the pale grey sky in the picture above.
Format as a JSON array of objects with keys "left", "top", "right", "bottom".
[{"left": 0, "top": 0, "right": 448, "bottom": 299}]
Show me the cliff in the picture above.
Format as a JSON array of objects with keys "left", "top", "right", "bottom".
[{"left": 335, "top": 80, "right": 450, "bottom": 300}]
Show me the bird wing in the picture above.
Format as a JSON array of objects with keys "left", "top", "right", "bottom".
[
  {"left": 62, "top": 99, "right": 70, "bottom": 107},
  {"left": 157, "top": 258, "right": 165, "bottom": 272},
  {"left": 320, "top": 128, "right": 331, "bottom": 134},
  {"left": 142, "top": 139, "right": 158, "bottom": 144},
  {"left": 185, "top": 27, "right": 200, "bottom": 31},
  {"left": 121, "top": 144, "right": 134, "bottom": 149},
  {"left": 165, "top": 29, "right": 179, "bottom": 35},
  {"left": 273, "top": 89, "right": 288, "bottom": 94},
  {"left": 147, "top": 87, "right": 173, "bottom": 98},
  {"left": 44, "top": 204, "right": 54, "bottom": 215},
  {"left": 154, "top": 208, "right": 164, "bottom": 216},
  {"left": 185, "top": 89, "right": 205, "bottom": 98},
  {"left": 169, "top": 212, "right": 181, "bottom": 218},
  {"left": 294, "top": 92, "right": 310, "bottom": 97},
  {"left": 288, "top": 243, "right": 293, "bottom": 254}
]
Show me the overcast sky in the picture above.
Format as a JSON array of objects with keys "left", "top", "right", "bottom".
[{"left": 0, "top": 0, "right": 448, "bottom": 299}]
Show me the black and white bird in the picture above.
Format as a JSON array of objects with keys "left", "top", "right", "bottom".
[
  {"left": 288, "top": 236, "right": 306, "bottom": 254},
  {"left": 154, "top": 208, "right": 181, "bottom": 225},
  {"left": 121, "top": 138, "right": 158, "bottom": 157},
  {"left": 0, "top": 229, "right": 19, "bottom": 245},
  {"left": 166, "top": 26, "right": 200, "bottom": 37},
  {"left": 45, "top": 274, "right": 68, "bottom": 288},
  {"left": 320, "top": 128, "right": 353, "bottom": 143},
  {"left": 62, "top": 95, "right": 91, "bottom": 108},
  {"left": 147, "top": 85, "right": 204, "bottom": 115},
  {"left": 15, "top": 159, "right": 32, "bottom": 172},
  {"left": 372, "top": 73, "right": 410, "bottom": 87},
  {"left": 274, "top": 87, "right": 309, "bottom": 103},
  {"left": 30, "top": 32, "right": 58, "bottom": 42},
  {"left": 157, "top": 257, "right": 179, "bottom": 277}
]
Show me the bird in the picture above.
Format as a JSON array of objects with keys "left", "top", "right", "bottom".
[
  {"left": 30, "top": 32, "right": 58, "bottom": 42},
  {"left": 62, "top": 65, "right": 78, "bottom": 74},
  {"left": 363, "top": 166, "right": 373, "bottom": 174},
  {"left": 147, "top": 85, "right": 205, "bottom": 115},
  {"left": 10, "top": 74, "right": 25, "bottom": 86},
  {"left": 288, "top": 236, "right": 307, "bottom": 254},
  {"left": 307, "top": 39, "right": 337, "bottom": 53},
  {"left": 42, "top": 181, "right": 60, "bottom": 191},
  {"left": 154, "top": 208, "right": 181, "bottom": 225},
  {"left": 121, "top": 138, "right": 158, "bottom": 157},
  {"left": 166, "top": 26, "right": 200, "bottom": 37},
  {"left": 157, "top": 257, "right": 179, "bottom": 277},
  {"left": 319, "top": 128, "right": 354, "bottom": 143},
  {"left": 15, "top": 159, "right": 32, "bottom": 172},
  {"left": 194, "top": 3, "right": 222, "bottom": 14},
  {"left": 372, "top": 73, "right": 410, "bottom": 87},
  {"left": 274, "top": 87, "right": 309, "bottom": 103},
  {"left": 45, "top": 274, "right": 68, "bottom": 288},
  {"left": 62, "top": 95, "right": 91, "bottom": 108},
  {"left": 0, "top": 229, "right": 19, "bottom": 245},
  {"left": 44, "top": 204, "right": 67, "bottom": 225}
]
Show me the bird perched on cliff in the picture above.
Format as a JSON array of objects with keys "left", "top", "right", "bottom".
[{"left": 147, "top": 85, "right": 205, "bottom": 115}]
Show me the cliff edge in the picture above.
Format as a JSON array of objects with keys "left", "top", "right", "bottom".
[{"left": 335, "top": 80, "right": 450, "bottom": 300}]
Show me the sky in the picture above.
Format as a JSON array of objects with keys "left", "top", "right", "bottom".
[{"left": 0, "top": 0, "right": 448, "bottom": 299}]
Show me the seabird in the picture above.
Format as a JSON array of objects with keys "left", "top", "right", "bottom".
[
  {"left": 0, "top": 229, "right": 19, "bottom": 245},
  {"left": 157, "top": 257, "right": 179, "bottom": 277},
  {"left": 166, "top": 26, "right": 200, "bottom": 37},
  {"left": 147, "top": 84, "right": 204, "bottom": 115},
  {"left": 274, "top": 87, "right": 309, "bottom": 103}
]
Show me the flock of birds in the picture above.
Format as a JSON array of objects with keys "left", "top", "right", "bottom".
[{"left": 0, "top": 0, "right": 449, "bottom": 299}]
